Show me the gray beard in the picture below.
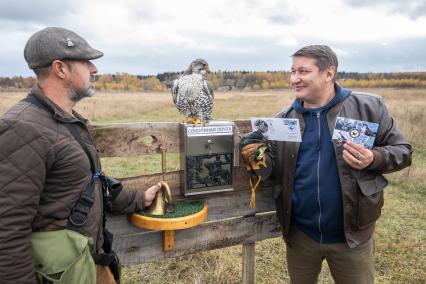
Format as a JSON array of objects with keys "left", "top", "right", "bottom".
[{"left": 69, "top": 86, "right": 95, "bottom": 102}]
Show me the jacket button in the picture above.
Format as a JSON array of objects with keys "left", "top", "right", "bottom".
[{"left": 291, "top": 154, "right": 295, "bottom": 158}]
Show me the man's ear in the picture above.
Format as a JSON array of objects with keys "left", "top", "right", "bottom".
[
  {"left": 325, "top": 66, "right": 336, "bottom": 82},
  {"left": 51, "top": 60, "right": 70, "bottom": 79}
]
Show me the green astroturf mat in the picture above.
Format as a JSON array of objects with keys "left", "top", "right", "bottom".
[{"left": 139, "top": 200, "right": 205, "bottom": 218}]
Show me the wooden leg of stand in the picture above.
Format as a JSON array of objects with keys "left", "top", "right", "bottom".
[
  {"left": 242, "top": 242, "right": 255, "bottom": 284},
  {"left": 164, "top": 230, "right": 175, "bottom": 251}
]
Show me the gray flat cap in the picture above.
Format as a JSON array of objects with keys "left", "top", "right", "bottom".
[{"left": 24, "top": 27, "right": 103, "bottom": 69}]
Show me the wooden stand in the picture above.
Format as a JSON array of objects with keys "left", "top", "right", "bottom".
[{"left": 129, "top": 204, "right": 208, "bottom": 251}]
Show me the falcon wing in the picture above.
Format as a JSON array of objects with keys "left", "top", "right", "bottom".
[
  {"left": 202, "top": 80, "right": 214, "bottom": 100},
  {"left": 171, "top": 79, "right": 179, "bottom": 105}
]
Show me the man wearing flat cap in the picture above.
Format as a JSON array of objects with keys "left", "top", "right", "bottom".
[{"left": 0, "top": 27, "right": 160, "bottom": 283}]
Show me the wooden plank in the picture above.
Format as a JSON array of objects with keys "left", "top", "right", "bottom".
[
  {"left": 242, "top": 242, "right": 255, "bottom": 284},
  {"left": 92, "top": 122, "right": 180, "bottom": 156},
  {"left": 92, "top": 120, "right": 253, "bottom": 157},
  {"left": 107, "top": 187, "right": 276, "bottom": 237},
  {"left": 109, "top": 212, "right": 281, "bottom": 265},
  {"left": 120, "top": 171, "right": 183, "bottom": 193},
  {"left": 234, "top": 120, "right": 252, "bottom": 135},
  {"left": 120, "top": 166, "right": 273, "bottom": 196}
]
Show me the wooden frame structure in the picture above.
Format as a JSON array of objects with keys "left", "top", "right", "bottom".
[{"left": 93, "top": 120, "right": 282, "bottom": 284}]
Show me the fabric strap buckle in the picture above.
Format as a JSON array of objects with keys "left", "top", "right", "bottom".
[{"left": 69, "top": 205, "right": 91, "bottom": 227}]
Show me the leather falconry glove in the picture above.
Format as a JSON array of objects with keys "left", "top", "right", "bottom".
[
  {"left": 239, "top": 129, "right": 270, "bottom": 208},
  {"left": 239, "top": 129, "right": 269, "bottom": 172}
]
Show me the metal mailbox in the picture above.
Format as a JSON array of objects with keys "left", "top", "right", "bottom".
[{"left": 180, "top": 121, "right": 235, "bottom": 196}]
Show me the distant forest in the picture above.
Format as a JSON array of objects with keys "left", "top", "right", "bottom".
[{"left": 1, "top": 71, "right": 426, "bottom": 92}]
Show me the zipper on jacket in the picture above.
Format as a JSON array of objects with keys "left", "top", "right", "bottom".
[{"left": 316, "top": 112, "right": 323, "bottom": 243}]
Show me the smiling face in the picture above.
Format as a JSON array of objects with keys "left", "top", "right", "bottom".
[{"left": 290, "top": 56, "right": 336, "bottom": 108}]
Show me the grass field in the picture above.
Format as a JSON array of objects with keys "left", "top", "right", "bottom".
[{"left": 1, "top": 88, "right": 425, "bottom": 283}]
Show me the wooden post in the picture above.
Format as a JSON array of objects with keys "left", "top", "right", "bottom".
[
  {"left": 242, "top": 242, "right": 255, "bottom": 284},
  {"left": 164, "top": 230, "right": 175, "bottom": 251}
]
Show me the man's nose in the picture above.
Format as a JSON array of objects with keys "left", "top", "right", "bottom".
[
  {"left": 88, "top": 61, "right": 98, "bottom": 74},
  {"left": 290, "top": 73, "right": 300, "bottom": 84}
]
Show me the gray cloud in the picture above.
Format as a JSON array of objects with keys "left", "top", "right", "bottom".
[
  {"left": 1, "top": 1, "right": 425, "bottom": 76},
  {"left": 329, "top": 37, "right": 426, "bottom": 72},
  {"left": 268, "top": 14, "right": 298, "bottom": 25},
  {"left": 118, "top": 0, "right": 162, "bottom": 24},
  {"left": 0, "top": 1, "right": 78, "bottom": 26},
  {"left": 3, "top": 35, "right": 426, "bottom": 77},
  {"left": 343, "top": 0, "right": 426, "bottom": 20},
  {"left": 96, "top": 32, "right": 293, "bottom": 75},
  {"left": 92, "top": 36, "right": 426, "bottom": 74}
]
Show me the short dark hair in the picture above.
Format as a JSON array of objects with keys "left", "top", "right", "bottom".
[
  {"left": 33, "top": 59, "right": 74, "bottom": 80},
  {"left": 292, "top": 45, "right": 338, "bottom": 80},
  {"left": 33, "top": 65, "right": 51, "bottom": 79}
]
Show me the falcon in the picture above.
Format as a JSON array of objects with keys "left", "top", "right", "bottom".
[{"left": 171, "top": 58, "right": 214, "bottom": 124}]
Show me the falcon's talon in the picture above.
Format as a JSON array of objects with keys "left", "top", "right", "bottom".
[
  {"left": 192, "top": 118, "right": 203, "bottom": 125},
  {"left": 184, "top": 117, "right": 204, "bottom": 125},
  {"left": 184, "top": 117, "right": 203, "bottom": 124},
  {"left": 184, "top": 117, "right": 194, "bottom": 124}
]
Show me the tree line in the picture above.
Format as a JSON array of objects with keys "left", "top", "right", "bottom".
[{"left": 1, "top": 71, "right": 426, "bottom": 92}]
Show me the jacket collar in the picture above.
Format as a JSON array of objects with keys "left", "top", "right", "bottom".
[
  {"left": 292, "top": 83, "right": 351, "bottom": 114},
  {"left": 29, "top": 84, "right": 88, "bottom": 124}
]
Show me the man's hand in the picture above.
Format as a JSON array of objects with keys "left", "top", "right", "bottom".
[
  {"left": 144, "top": 182, "right": 162, "bottom": 207},
  {"left": 343, "top": 140, "right": 374, "bottom": 170}
]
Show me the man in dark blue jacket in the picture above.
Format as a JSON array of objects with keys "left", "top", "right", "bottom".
[{"left": 240, "top": 45, "right": 412, "bottom": 284}]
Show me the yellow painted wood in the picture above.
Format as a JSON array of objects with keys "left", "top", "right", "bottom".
[
  {"left": 129, "top": 204, "right": 208, "bottom": 231},
  {"left": 164, "top": 230, "right": 175, "bottom": 251}
]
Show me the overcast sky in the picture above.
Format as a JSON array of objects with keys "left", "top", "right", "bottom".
[{"left": 1, "top": 0, "right": 425, "bottom": 76}]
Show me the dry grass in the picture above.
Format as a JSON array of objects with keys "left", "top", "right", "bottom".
[
  {"left": 1, "top": 88, "right": 425, "bottom": 283},
  {"left": 0, "top": 91, "right": 27, "bottom": 115},
  {"left": 2, "top": 89, "right": 424, "bottom": 142}
]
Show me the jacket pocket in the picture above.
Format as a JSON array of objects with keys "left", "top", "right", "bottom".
[{"left": 356, "top": 173, "right": 387, "bottom": 229}]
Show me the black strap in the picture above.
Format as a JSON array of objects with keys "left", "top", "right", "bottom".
[
  {"left": 92, "top": 253, "right": 116, "bottom": 266},
  {"left": 23, "top": 95, "right": 99, "bottom": 229},
  {"left": 62, "top": 123, "right": 97, "bottom": 173}
]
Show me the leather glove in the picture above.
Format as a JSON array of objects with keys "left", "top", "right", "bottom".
[
  {"left": 239, "top": 130, "right": 270, "bottom": 208},
  {"left": 239, "top": 129, "right": 269, "bottom": 171},
  {"left": 240, "top": 143, "right": 267, "bottom": 166}
]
